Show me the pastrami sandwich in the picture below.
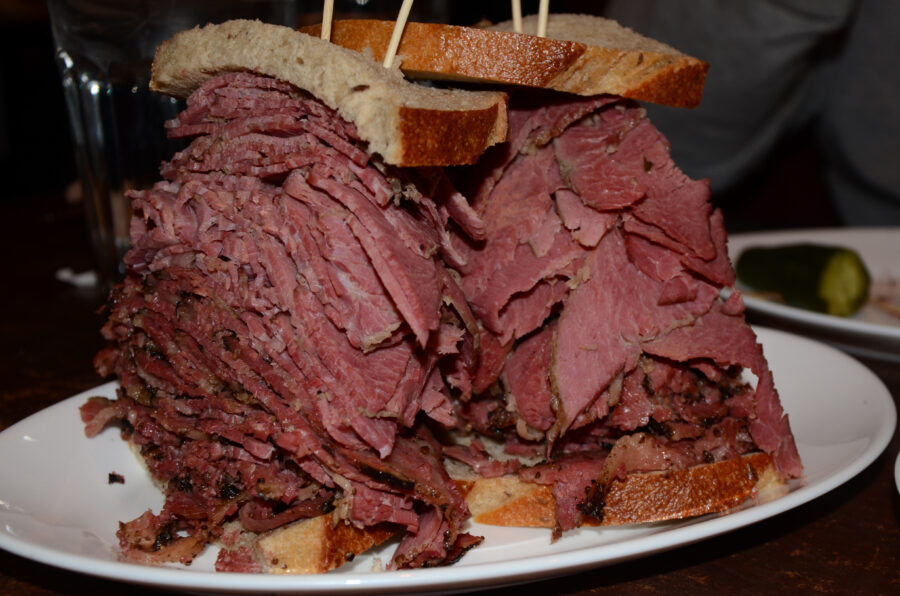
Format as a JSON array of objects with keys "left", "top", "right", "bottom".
[{"left": 81, "top": 16, "right": 802, "bottom": 574}]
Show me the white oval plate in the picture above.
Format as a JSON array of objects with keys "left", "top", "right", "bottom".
[
  {"left": 728, "top": 227, "right": 900, "bottom": 361},
  {"left": 0, "top": 327, "right": 894, "bottom": 594}
]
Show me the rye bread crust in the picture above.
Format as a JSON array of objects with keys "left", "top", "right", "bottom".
[
  {"left": 150, "top": 19, "right": 508, "bottom": 167},
  {"left": 303, "top": 15, "right": 708, "bottom": 108}
]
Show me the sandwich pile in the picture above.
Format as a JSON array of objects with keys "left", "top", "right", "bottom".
[{"left": 80, "top": 15, "right": 802, "bottom": 574}]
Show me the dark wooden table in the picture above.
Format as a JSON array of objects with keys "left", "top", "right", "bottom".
[{"left": 1, "top": 192, "right": 898, "bottom": 595}]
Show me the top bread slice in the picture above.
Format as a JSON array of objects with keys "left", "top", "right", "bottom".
[
  {"left": 303, "top": 14, "right": 708, "bottom": 108},
  {"left": 150, "top": 19, "right": 508, "bottom": 167}
]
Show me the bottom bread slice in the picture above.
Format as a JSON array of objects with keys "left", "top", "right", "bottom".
[
  {"left": 238, "top": 452, "right": 782, "bottom": 573},
  {"left": 255, "top": 512, "right": 396, "bottom": 574},
  {"left": 457, "top": 452, "right": 782, "bottom": 527}
]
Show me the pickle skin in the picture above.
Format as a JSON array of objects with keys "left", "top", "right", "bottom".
[{"left": 735, "top": 243, "right": 871, "bottom": 317}]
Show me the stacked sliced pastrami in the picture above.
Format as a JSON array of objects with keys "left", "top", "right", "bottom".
[
  {"left": 83, "top": 68, "right": 803, "bottom": 568},
  {"left": 82, "top": 73, "right": 481, "bottom": 570},
  {"left": 448, "top": 92, "right": 803, "bottom": 534}
]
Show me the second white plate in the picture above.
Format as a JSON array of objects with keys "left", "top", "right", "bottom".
[{"left": 728, "top": 227, "right": 900, "bottom": 361}]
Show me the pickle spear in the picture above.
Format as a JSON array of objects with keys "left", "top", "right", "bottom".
[{"left": 735, "top": 243, "right": 871, "bottom": 317}]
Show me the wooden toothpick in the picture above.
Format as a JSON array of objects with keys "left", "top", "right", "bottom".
[
  {"left": 383, "top": 0, "right": 414, "bottom": 69},
  {"left": 512, "top": 0, "right": 522, "bottom": 34},
  {"left": 321, "top": 0, "right": 334, "bottom": 41},
  {"left": 537, "top": 0, "right": 549, "bottom": 37}
]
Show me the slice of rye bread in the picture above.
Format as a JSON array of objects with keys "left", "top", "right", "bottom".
[
  {"left": 241, "top": 452, "right": 782, "bottom": 573},
  {"left": 302, "top": 14, "right": 708, "bottom": 108},
  {"left": 455, "top": 452, "right": 784, "bottom": 528},
  {"left": 150, "top": 19, "right": 508, "bottom": 167},
  {"left": 254, "top": 513, "right": 396, "bottom": 574}
]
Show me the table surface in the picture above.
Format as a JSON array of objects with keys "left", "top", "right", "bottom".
[{"left": 1, "top": 193, "right": 898, "bottom": 596}]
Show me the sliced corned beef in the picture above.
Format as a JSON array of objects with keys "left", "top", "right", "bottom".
[
  {"left": 642, "top": 303, "right": 803, "bottom": 478},
  {"left": 87, "top": 72, "right": 484, "bottom": 570},
  {"left": 502, "top": 324, "right": 556, "bottom": 437},
  {"left": 452, "top": 91, "right": 801, "bottom": 509},
  {"left": 551, "top": 229, "right": 720, "bottom": 438}
]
